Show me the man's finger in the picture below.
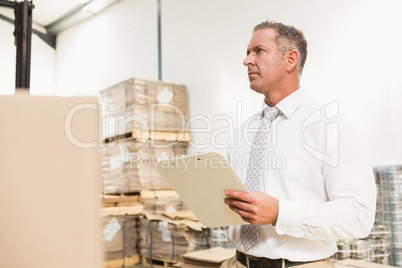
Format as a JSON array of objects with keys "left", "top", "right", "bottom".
[{"left": 225, "top": 190, "right": 253, "bottom": 203}]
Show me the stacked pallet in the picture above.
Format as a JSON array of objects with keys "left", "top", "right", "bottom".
[
  {"left": 140, "top": 190, "right": 187, "bottom": 215},
  {"left": 99, "top": 78, "right": 236, "bottom": 267},
  {"left": 332, "top": 225, "right": 392, "bottom": 265},
  {"left": 101, "top": 204, "right": 143, "bottom": 268},
  {"left": 99, "top": 77, "right": 190, "bottom": 142},
  {"left": 368, "top": 225, "right": 393, "bottom": 265},
  {"left": 138, "top": 213, "right": 212, "bottom": 265},
  {"left": 374, "top": 165, "right": 402, "bottom": 267},
  {"left": 210, "top": 228, "right": 234, "bottom": 249},
  {"left": 101, "top": 140, "right": 188, "bottom": 194},
  {"left": 99, "top": 78, "right": 190, "bottom": 194},
  {"left": 99, "top": 78, "right": 226, "bottom": 267}
]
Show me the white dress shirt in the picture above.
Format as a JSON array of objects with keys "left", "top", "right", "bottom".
[{"left": 225, "top": 88, "right": 377, "bottom": 261}]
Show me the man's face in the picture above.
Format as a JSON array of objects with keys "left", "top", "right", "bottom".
[{"left": 243, "top": 28, "right": 288, "bottom": 94}]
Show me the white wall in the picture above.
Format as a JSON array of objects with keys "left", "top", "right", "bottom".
[
  {"left": 30, "top": 33, "right": 57, "bottom": 95},
  {"left": 161, "top": 0, "right": 402, "bottom": 165},
  {"left": 2, "top": 0, "right": 401, "bottom": 165},
  {"left": 55, "top": 0, "right": 158, "bottom": 96},
  {"left": 0, "top": 16, "right": 15, "bottom": 95}
]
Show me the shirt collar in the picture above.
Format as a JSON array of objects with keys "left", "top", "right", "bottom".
[{"left": 260, "top": 87, "right": 306, "bottom": 119}]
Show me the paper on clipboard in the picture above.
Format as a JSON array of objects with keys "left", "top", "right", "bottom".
[{"left": 156, "top": 152, "right": 249, "bottom": 227}]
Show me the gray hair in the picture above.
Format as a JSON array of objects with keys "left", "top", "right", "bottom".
[{"left": 253, "top": 20, "right": 308, "bottom": 78}]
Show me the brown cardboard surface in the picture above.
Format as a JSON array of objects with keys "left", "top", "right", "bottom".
[
  {"left": 163, "top": 210, "right": 198, "bottom": 221},
  {"left": 140, "top": 189, "right": 180, "bottom": 199},
  {"left": 182, "top": 247, "right": 236, "bottom": 263},
  {"left": 144, "top": 213, "right": 204, "bottom": 231},
  {"left": 0, "top": 94, "right": 102, "bottom": 268}
]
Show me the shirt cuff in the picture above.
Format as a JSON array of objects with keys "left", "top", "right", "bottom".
[{"left": 275, "top": 199, "right": 303, "bottom": 238}]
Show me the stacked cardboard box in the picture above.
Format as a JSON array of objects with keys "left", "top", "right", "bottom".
[
  {"left": 99, "top": 78, "right": 190, "bottom": 194},
  {"left": 101, "top": 139, "right": 188, "bottom": 194},
  {"left": 210, "top": 228, "right": 234, "bottom": 249},
  {"left": 99, "top": 78, "right": 216, "bottom": 267},
  {"left": 374, "top": 165, "right": 402, "bottom": 266},
  {"left": 138, "top": 213, "right": 211, "bottom": 264},
  {"left": 99, "top": 78, "right": 190, "bottom": 141},
  {"left": 99, "top": 78, "right": 236, "bottom": 267},
  {"left": 140, "top": 190, "right": 187, "bottom": 215},
  {"left": 101, "top": 206, "right": 143, "bottom": 268},
  {"left": 332, "top": 225, "right": 392, "bottom": 265}
]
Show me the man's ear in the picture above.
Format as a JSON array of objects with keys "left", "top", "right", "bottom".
[{"left": 286, "top": 50, "right": 299, "bottom": 73}]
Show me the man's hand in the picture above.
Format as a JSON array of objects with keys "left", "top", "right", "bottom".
[{"left": 224, "top": 190, "right": 279, "bottom": 225}]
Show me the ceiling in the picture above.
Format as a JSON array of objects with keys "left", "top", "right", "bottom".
[
  {"left": 0, "top": 0, "right": 119, "bottom": 35},
  {"left": 31, "top": 0, "right": 84, "bottom": 27},
  {"left": 0, "top": 0, "right": 82, "bottom": 27}
]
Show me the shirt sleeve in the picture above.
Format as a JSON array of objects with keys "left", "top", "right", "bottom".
[{"left": 275, "top": 121, "right": 377, "bottom": 240}]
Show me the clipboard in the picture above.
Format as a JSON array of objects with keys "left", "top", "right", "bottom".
[{"left": 156, "top": 152, "right": 249, "bottom": 227}]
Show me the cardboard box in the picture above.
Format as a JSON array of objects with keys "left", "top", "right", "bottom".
[{"left": 0, "top": 94, "right": 102, "bottom": 268}]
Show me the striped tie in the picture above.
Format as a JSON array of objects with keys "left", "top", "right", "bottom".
[{"left": 241, "top": 106, "right": 279, "bottom": 250}]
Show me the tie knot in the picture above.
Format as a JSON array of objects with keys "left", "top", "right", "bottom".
[{"left": 263, "top": 106, "right": 279, "bottom": 121}]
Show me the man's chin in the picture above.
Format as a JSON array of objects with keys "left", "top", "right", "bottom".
[{"left": 249, "top": 82, "right": 263, "bottom": 94}]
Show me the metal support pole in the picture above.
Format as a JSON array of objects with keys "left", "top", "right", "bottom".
[
  {"left": 0, "top": 0, "right": 14, "bottom": 8},
  {"left": 157, "top": 0, "right": 162, "bottom": 81},
  {"left": 14, "top": 0, "right": 33, "bottom": 90}
]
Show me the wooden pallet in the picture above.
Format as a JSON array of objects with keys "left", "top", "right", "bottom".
[
  {"left": 141, "top": 256, "right": 176, "bottom": 267},
  {"left": 102, "top": 193, "right": 141, "bottom": 207},
  {"left": 104, "top": 129, "right": 191, "bottom": 144},
  {"left": 103, "top": 255, "right": 140, "bottom": 268},
  {"left": 101, "top": 204, "right": 143, "bottom": 217}
]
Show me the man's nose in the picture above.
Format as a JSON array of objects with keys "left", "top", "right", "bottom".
[{"left": 243, "top": 53, "right": 254, "bottom": 66}]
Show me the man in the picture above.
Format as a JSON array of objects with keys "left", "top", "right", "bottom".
[{"left": 222, "top": 20, "right": 376, "bottom": 267}]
